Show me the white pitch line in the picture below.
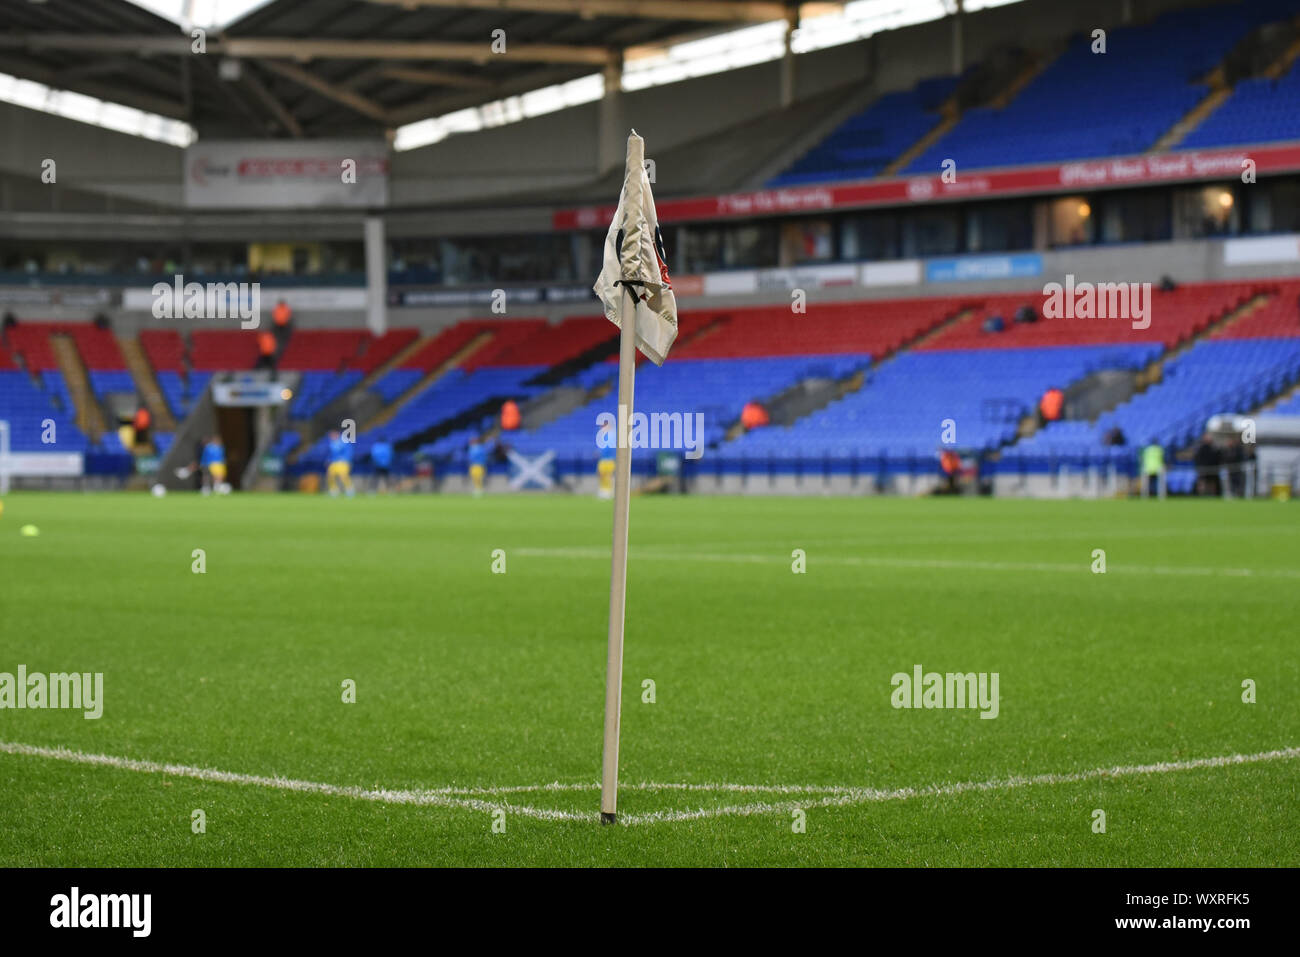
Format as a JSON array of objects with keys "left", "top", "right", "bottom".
[
  {"left": 616, "top": 747, "right": 1300, "bottom": 825},
  {"left": 3, "top": 740, "right": 1297, "bottom": 827},
  {"left": 432, "top": 780, "right": 862, "bottom": 796},
  {"left": 514, "top": 546, "right": 1300, "bottom": 579},
  {"left": 0, "top": 741, "right": 596, "bottom": 823}
]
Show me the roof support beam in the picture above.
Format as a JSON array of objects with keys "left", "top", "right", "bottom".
[
  {"left": 255, "top": 59, "right": 392, "bottom": 124},
  {"left": 240, "top": 64, "right": 305, "bottom": 137},
  {"left": 0, "top": 34, "right": 613, "bottom": 65},
  {"left": 362, "top": 0, "right": 793, "bottom": 23},
  {"left": 0, "top": 55, "right": 188, "bottom": 119},
  {"left": 386, "top": 64, "right": 589, "bottom": 127},
  {"left": 191, "top": 56, "right": 277, "bottom": 133},
  {"left": 380, "top": 66, "right": 496, "bottom": 90}
]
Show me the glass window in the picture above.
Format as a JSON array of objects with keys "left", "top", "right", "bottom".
[
  {"left": 1042, "top": 195, "right": 1096, "bottom": 247},
  {"left": 1173, "top": 184, "right": 1237, "bottom": 239},
  {"left": 723, "top": 223, "right": 778, "bottom": 268},
  {"left": 683, "top": 226, "right": 725, "bottom": 272},
  {"left": 779, "top": 219, "right": 834, "bottom": 264},
  {"left": 1245, "top": 177, "right": 1300, "bottom": 234},
  {"left": 965, "top": 200, "right": 1033, "bottom": 253},
  {"left": 901, "top": 207, "right": 961, "bottom": 257},
  {"left": 429, "top": 234, "right": 574, "bottom": 285},
  {"left": 1099, "top": 189, "right": 1171, "bottom": 243},
  {"left": 841, "top": 212, "right": 900, "bottom": 261}
]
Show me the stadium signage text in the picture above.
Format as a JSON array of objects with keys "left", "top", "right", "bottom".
[
  {"left": 0, "top": 665, "right": 103, "bottom": 719},
  {"left": 151, "top": 276, "right": 260, "bottom": 329},
  {"left": 212, "top": 380, "right": 291, "bottom": 407},
  {"left": 0, "top": 287, "right": 115, "bottom": 308},
  {"left": 49, "top": 888, "right": 150, "bottom": 937},
  {"left": 926, "top": 253, "right": 1043, "bottom": 283},
  {"left": 890, "top": 665, "right": 999, "bottom": 719},
  {"left": 184, "top": 139, "right": 388, "bottom": 209},
  {"left": 0, "top": 451, "right": 84, "bottom": 478},
  {"left": 554, "top": 143, "right": 1300, "bottom": 229}
]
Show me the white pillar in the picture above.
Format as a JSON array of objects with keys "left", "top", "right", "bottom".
[
  {"left": 364, "top": 215, "right": 387, "bottom": 337},
  {"left": 598, "top": 55, "right": 625, "bottom": 174},
  {"left": 952, "top": 0, "right": 964, "bottom": 76},
  {"left": 780, "top": 7, "right": 798, "bottom": 108}
]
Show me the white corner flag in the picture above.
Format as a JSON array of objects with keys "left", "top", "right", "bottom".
[
  {"left": 595, "top": 130, "right": 679, "bottom": 824},
  {"left": 594, "top": 131, "right": 679, "bottom": 366}
]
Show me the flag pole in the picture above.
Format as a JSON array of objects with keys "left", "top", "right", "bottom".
[{"left": 600, "top": 281, "right": 637, "bottom": 824}]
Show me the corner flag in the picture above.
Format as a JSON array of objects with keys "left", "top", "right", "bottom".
[
  {"left": 594, "top": 131, "right": 678, "bottom": 365},
  {"left": 596, "top": 131, "right": 679, "bottom": 824}
]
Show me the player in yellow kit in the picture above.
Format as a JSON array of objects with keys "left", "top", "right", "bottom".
[
  {"left": 596, "top": 419, "right": 616, "bottom": 499},
  {"left": 468, "top": 436, "right": 488, "bottom": 496},
  {"left": 326, "top": 429, "right": 355, "bottom": 497}
]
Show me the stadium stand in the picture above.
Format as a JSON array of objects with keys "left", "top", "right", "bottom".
[
  {"left": 139, "top": 329, "right": 200, "bottom": 418},
  {"left": 897, "top": 3, "right": 1297, "bottom": 174},
  {"left": 0, "top": 339, "right": 87, "bottom": 452},
  {"left": 1211, "top": 281, "right": 1300, "bottom": 339},
  {"left": 722, "top": 344, "right": 1158, "bottom": 468},
  {"left": 1011, "top": 338, "right": 1300, "bottom": 464},
  {"left": 279, "top": 329, "right": 368, "bottom": 371},
  {"left": 757, "top": 2, "right": 1300, "bottom": 188},
  {"left": 139, "top": 330, "right": 186, "bottom": 374},
  {"left": 998, "top": 281, "right": 1300, "bottom": 469},
  {"left": 671, "top": 297, "right": 966, "bottom": 360},
  {"left": 6, "top": 272, "right": 1299, "bottom": 487},
  {"left": 278, "top": 330, "right": 368, "bottom": 419},
  {"left": 190, "top": 330, "right": 259, "bottom": 371},
  {"left": 488, "top": 295, "right": 967, "bottom": 472},
  {"left": 484, "top": 316, "right": 616, "bottom": 368},
  {"left": 769, "top": 77, "right": 959, "bottom": 186},
  {"left": 5, "top": 324, "right": 61, "bottom": 372},
  {"left": 350, "top": 328, "right": 419, "bottom": 375},
  {"left": 294, "top": 320, "right": 548, "bottom": 467},
  {"left": 0, "top": 276, "right": 1273, "bottom": 483},
  {"left": 1182, "top": 58, "right": 1300, "bottom": 150},
  {"left": 2, "top": 323, "right": 133, "bottom": 451},
  {"left": 916, "top": 283, "right": 1257, "bottom": 352},
  {"left": 362, "top": 321, "right": 494, "bottom": 406}
]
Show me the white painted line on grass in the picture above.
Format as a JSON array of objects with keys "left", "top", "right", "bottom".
[
  {"left": 3, "top": 740, "right": 1296, "bottom": 827},
  {"left": 617, "top": 747, "right": 1300, "bottom": 825},
  {"left": 514, "top": 547, "right": 1300, "bottom": 580},
  {"left": 0, "top": 740, "right": 594, "bottom": 823}
]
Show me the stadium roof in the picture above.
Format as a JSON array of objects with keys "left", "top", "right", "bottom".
[
  {"left": 0, "top": 0, "right": 802, "bottom": 141},
  {"left": 0, "top": 0, "right": 1028, "bottom": 148}
]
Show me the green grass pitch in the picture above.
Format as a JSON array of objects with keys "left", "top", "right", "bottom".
[{"left": 0, "top": 491, "right": 1296, "bottom": 866}]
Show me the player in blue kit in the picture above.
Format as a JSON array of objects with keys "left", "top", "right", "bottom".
[{"left": 369, "top": 434, "right": 394, "bottom": 494}]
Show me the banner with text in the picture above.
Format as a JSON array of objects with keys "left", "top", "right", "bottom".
[
  {"left": 554, "top": 144, "right": 1300, "bottom": 229},
  {"left": 184, "top": 140, "right": 389, "bottom": 209}
]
